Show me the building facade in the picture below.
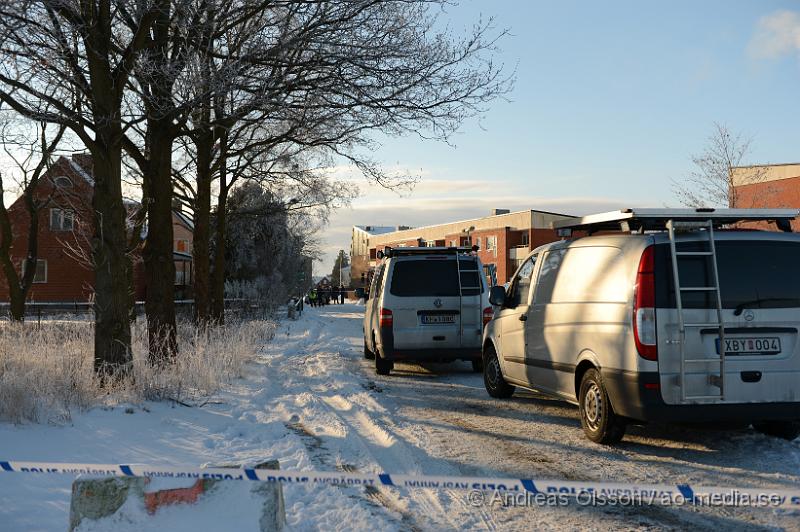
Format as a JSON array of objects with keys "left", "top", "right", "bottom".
[
  {"left": 731, "top": 163, "right": 800, "bottom": 231},
  {"left": 352, "top": 209, "right": 575, "bottom": 286},
  {"left": 350, "top": 225, "right": 411, "bottom": 288},
  {"left": 0, "top": 154, "right": 194, "bottom": 303},
  {"left": 0, "top": 154, "right": 96, "bottom": 302}
]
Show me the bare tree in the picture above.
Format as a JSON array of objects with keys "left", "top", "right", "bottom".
[
  {"left": 0, "top": 0, "right": 164, "bottom": 375},
  {"left": 673, "top": 123, "right": 769, "bottom": 208},
  {"left": 175, "top": 0, "right": 511, "bottom": 323},
  {"left": 0, "top": 115, "right": 66, "bottom": 320}
]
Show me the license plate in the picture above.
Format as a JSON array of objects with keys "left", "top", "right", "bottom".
[
  {"left": 421, "top": 314, "right": 456, "bottom": 324},
  {"left": 715, "top": 337, "right": 781, "bottom": 355}
]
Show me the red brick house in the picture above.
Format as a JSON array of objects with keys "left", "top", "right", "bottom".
[{"left": 0, "top": 154, "right": 193, "bottom": 303}]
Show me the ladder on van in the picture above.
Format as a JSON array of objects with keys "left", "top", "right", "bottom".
[
  {"left": 666, "top": 219, "right": 726, "bottom": 402},
  {"left": 455, "top": 252, "right": 482, "bottom": 344}
]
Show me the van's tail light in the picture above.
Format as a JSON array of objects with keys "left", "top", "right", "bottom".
[
  {"left": 633, "top": 245, "right": 658, "bottom": 360},
  {"left": 379, "top": 308, "right": 393, "bottom": 328},
  {"left": 482, "top": 306, "right": 493, "bottom": 327}
]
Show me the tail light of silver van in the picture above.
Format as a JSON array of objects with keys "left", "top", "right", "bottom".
[
  {"left": 379, "top": 308, "right": 393, "bottom": 328},
  {"left": 633, "top": 245, "right": 658, "bottom": 360},
  {"left": 482, "top": 307, "right": 493, "bottom": 327}
]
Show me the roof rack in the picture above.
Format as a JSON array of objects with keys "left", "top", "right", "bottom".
[
  {"left": 552, "top": 208, "right": 799, "bottom": 234},
  {"left": 377, "top": 246, "right": 478, "bottom": 259}
]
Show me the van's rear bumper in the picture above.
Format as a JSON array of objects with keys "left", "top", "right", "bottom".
[
  {"left": 378, "top": 326, "right": 481, "bottom": 362},
  {"left": 382, "top": 346, "right": 482, "bottom": 362},
  {"left": 602, "top": 369, "right": 800, "bottom": 423}
]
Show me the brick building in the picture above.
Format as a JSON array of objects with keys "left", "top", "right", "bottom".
[
  {"left": 0, "top": 154, "right": 193, "bottom": 303},
  {"left": 731, "top": 163, "right": 800, "bottom": 231},
  {"left": 352, "top": 209, "right": 575, "bottom": 286}
]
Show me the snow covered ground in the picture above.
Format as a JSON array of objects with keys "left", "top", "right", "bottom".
[{"left": 1, "top": 303, "right": 799, "bottom": 531}]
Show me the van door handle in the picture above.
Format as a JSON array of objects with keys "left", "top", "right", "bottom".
[{"left": 519, "top": 314, "right": 528, "bottom": 321}]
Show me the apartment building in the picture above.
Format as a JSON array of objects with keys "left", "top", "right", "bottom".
[
  {"left": 352, "top": 208, "right": 575, "bottom": 286},
  {"left": 350, "top": 224, "right": 412, "bottom": 288},
  {"left": 731, "top": 163, "right": 800, "bottom": 231}
]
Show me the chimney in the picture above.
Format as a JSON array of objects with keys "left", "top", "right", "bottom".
[{"left": 491, "top": 208, "right": 510, "bottom": 216}]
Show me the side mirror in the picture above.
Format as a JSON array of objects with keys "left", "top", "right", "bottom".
[{"left": 489, "top": 285, "right": 506, "bottom": 307}]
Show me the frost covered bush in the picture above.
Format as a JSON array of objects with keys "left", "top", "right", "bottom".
[
  {"left": 0, "top": 321, "right": 98, "bottom": 424},
  {"left": 0, "top": 318, "right": 275, "bottom": 424},
  {"left": 132, "top": 318, "right": 276, "bottom": 403}
]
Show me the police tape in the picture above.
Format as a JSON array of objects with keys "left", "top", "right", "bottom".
[{"left": 1, "top": 460, "right": 798, "bottom": 508}]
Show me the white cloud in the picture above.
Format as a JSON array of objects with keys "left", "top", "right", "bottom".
[{"left": 748, "top": 10, "right": 800, "bottom": 60}]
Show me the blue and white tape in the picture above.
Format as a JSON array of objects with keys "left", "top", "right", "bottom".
[{"left": 1, "top": 460, "right": 798, "bottom": 508}]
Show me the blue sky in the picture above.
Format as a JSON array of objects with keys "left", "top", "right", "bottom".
[{"left": 320, "top": 0, "right": 800, "bottom": 274}]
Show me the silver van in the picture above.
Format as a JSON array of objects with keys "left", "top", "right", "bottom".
[
  {"left": 483, "top": 208, "right": 800, "bottom": 444},
  {"left": 364, "top": 247, "right": 492, "bottom": 375}
]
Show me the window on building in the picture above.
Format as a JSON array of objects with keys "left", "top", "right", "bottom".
[
  {"left": 53, "top": 176, "right": 73, "bottom": 188},
  {"left": 475, "top": 237, "right": 482, "bottom": 250},
  {"left": 426, "top": 240, "right": 436, "bottom": 247},
  {"left": 175, "top": 262, "right": 191, "bottom": 286},
  {"left": 50, "top": 208, "right": 74, "bottom": 231},
  {"left": 449, "top": 240, "right": 457, "bottom": 247},
  {"left": 485, "top": 236, "right": 499, "bottom": 257},
  {"left": 175, "top": 239, "right": 190, "bottom": 253},
  {"left": 521, "top": 232, "right": 530, "bottom": 246},
  {"left": 22, "top": 259, "right": 47, "bottom": 283}
]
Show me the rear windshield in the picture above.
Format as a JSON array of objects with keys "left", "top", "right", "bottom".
[
  {"left": 655, "top": 240, "right": 800, "bottom": 310},
  {"left": 389, "top": 258, "right": 482, "bottom": 297}
]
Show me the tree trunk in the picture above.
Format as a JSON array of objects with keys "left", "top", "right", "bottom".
[
  {"left": 210, "top": 138, "right": 228, "bottom": 324},
  {"left": 0, "top": 188, "right": 25, "bottom": 321},
  {"left": 143, "top": 121, "right": 177, "bottom": 364},
  {"left": 90, "top": 142, "right": 133, "bottom": 375},
  {"left": 192, "top": 132, "right": 212, "bottom": 324}
]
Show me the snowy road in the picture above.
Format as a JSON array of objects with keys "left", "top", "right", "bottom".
[
  {"left": 1, "top": 303, "right": 799, "bottom": 531},
  {"left": 268, "top": 303, "right": 800, "bottom": 531}
]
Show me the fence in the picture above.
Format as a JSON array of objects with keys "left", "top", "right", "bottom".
[{"left": 0, "top": 299, "right": 274, "bottom": 324}]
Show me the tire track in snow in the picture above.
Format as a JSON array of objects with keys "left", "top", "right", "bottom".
[
  {"left": 282, "top": 308, "right": 499, "bottom": 530},
  {"left": 274, "top": 310, "right": 460, "bottom": 530}
]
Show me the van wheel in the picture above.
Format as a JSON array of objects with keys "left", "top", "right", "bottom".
[
  {"left": 578, "top": 368, "right": 626, "bottom": 444},
  {"left": 471, "top": 359, "right": 482, "bottom": 373},
  {"left": 483, "top": 346, "right": 514, "bottom": 398},
  {"left": 364, "top": 338, "right": 375, "bottom": 360},
  {"left": 753, "top": 421, "right": 800, "bottom": 441}
]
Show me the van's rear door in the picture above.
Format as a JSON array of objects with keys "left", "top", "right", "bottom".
[
  {"left": 656, "top": 236, "right": 800, "bottom": 404},
  {"left": 386, "top": 257, "right": 463, "bottom": 350}
]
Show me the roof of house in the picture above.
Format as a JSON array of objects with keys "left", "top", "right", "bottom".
[
  {"left": 173, "top": 210, "right": 194, "bottom": 230},
  {"left": 66, "top": 157, "right": 94, "bottom": 186}
]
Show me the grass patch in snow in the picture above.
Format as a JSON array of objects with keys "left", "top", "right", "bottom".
[{"left": 0, "top": 318, "right": 276, "bottom": 424}]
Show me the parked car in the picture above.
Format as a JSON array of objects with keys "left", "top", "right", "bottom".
[
  {"left": 364, "top": 246, "right": 492, "bottom": 375},
  {"left": 483, "top": 208, "right": 800, "bottom": 444}
]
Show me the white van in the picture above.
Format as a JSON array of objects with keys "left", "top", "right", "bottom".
[
  {"left": 364, "top": 247, "right": 491, "bottom": 375},
  {"left": 483, "top": 208, "right": 800, "bottom": 444}
]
